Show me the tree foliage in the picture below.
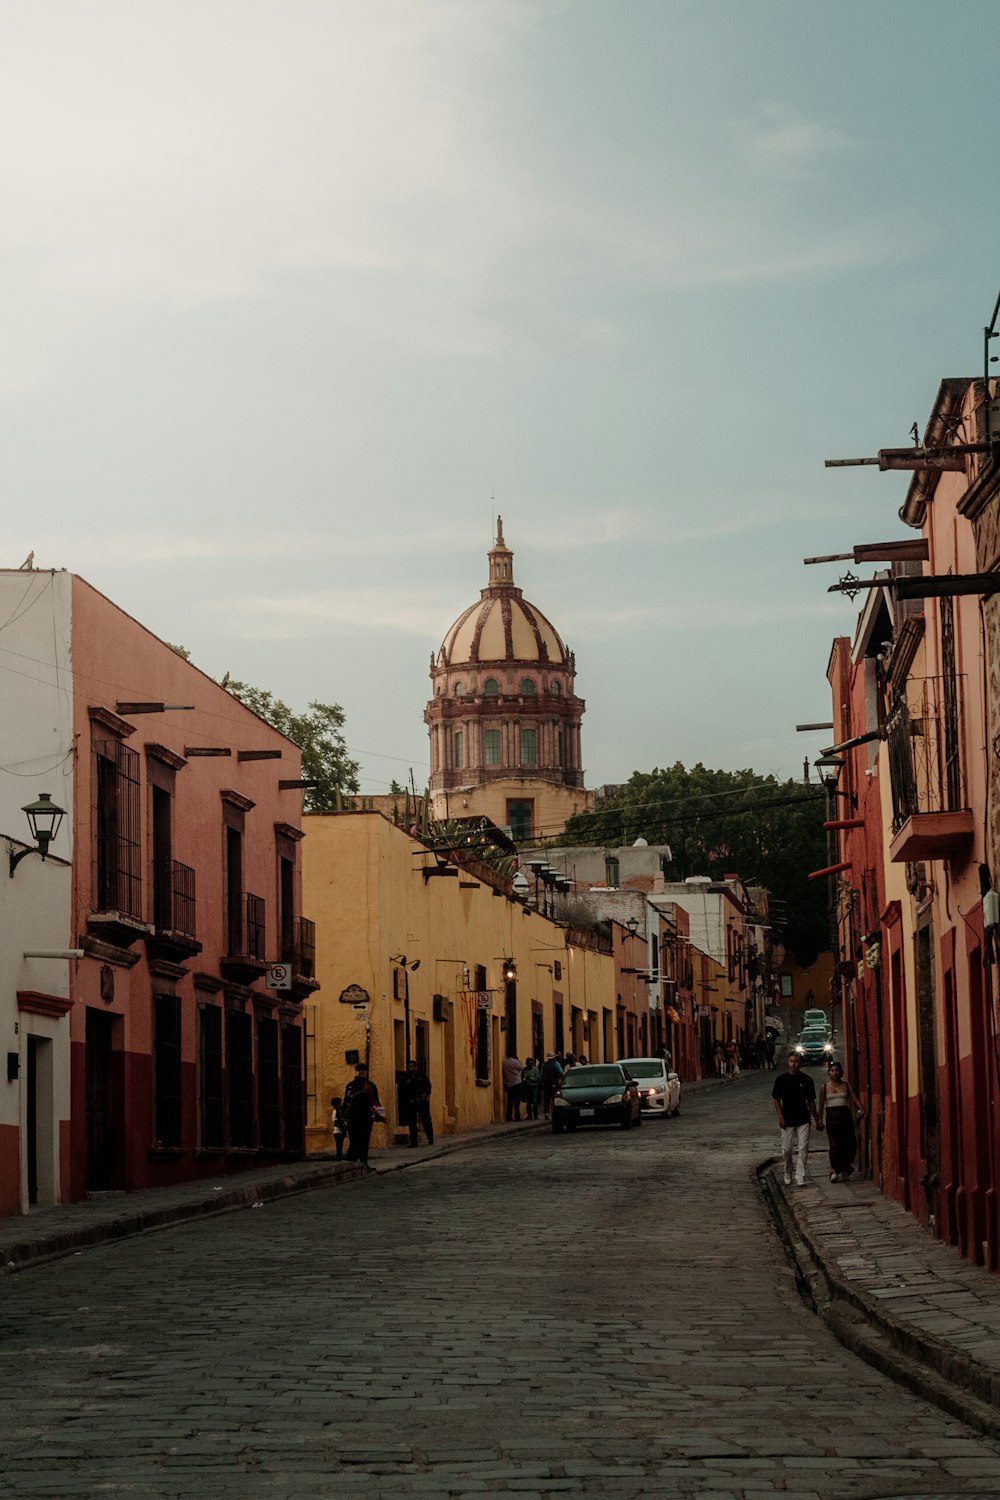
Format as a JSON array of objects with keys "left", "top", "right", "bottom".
[
  {"left": 561, "top": 761, "right": 829, "bottom": 964},
  {"left": 227, "top": 681, "right": 360, "bottom": 812}
]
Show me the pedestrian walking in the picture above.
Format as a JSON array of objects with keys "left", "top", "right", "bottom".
[
  {"left": 713, "top": 1041, "right": 726, "bottom": 1077},
  {"left": 400, "top": 1058, "right": 434, "bottom": 1147},
  {"left": 772, "top": 1051, "right": 823, "bottom": 1186},
  {"left": 330, "top": 1095, "right": 347, "bottom": 1160},
  {"left": 540, "top": 1053, "right": 563, "bottom": 1119},
  {"left": 817, "top": 1061, "right": 863, "bottom": 1181},
  {"left": 725, "top": 1040, "right": 740, "bottom": 1077},
  {"left": 343, "top": 1062, "right": 380, "bottom": 1166},
  {"left": 501, "top": 1052, "right": 524, "bottom": 1121},
  {"left": 521, "top": 1057, "right": 542, "bottom": 1119}
]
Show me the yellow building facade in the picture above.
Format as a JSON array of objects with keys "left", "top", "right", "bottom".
[{"left": 302, "top": 811, "right": 616, "bottom": 1151}]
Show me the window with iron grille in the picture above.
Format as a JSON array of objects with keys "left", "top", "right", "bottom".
[
  {"left": 484, "top": 728, "right": 502, "bottom": 766},
  {"left": 198, "top": 1003, "right": 224, "bottom": 1149},
  {"left": 282, "top": 1023, "right": 304, "bottom": 1152},
  {"left": 279, "top": 854, "right": 295, "bottom": 965},
  {"left": 257, "top": 1017, "right": 281, "bottom": 1150},
  {"left": 304, "top": 1002, "right": 319, "bottom": 1126},
  {"left": 296, "top": 916, "right": 316, "bottom": 979},
  {"left": 245, "top": 893, "right": 266, "bottom": 960},
  {"left": 153, "top": 993, "right": 182, "bottom": 1148},
  {"left": 519, "top": 728, "right": 537, "bottom": 767},
  {"left": 225, "top": 824, "right": 243, "bottom": 955},
  {"left": 940, "top": 596, "right": 961, "bottom": 811},
  {"left": 454, "top": 730, "right": 464, "bottom": 769},
  {"left": 95, "top": 740, "right": 142, "bottom": 916},
  {"left": 227, "top": 1010, "right": 254, "bottom": 1148}
]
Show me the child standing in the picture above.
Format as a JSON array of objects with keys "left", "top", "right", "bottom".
[{"left": 330, "top": 1096, "right": 346, "bottom": 1160}]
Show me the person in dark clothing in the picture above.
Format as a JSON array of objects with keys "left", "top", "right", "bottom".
[
  {"left": 330, "top": 1095, "right": 346, "bottom": 1160},
  {"left": 772, "top": 1052, "right": 823, "bottom": 1186},
  {"left": 400, "top": 1059, "right": 434, "bottom": 1146},
  {"left": 343, "top": 1063, "right": 380, "bottom": 1165},
  {"left": 540, "top": 1053, "right": 564, "bottom": 1119}
]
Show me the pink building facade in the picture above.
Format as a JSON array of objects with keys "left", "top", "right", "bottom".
[
  {"left": 1, "top": 571, "right": 316, "bottom": 1216},
  {"left": 822, "top": 377, "right": 1000, "bottom": 1269}
]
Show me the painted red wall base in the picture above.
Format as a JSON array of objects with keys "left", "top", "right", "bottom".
[{"left": 0, "top": 1122, "right": 20, "bottom": 1217}]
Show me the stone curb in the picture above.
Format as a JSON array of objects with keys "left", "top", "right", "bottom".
[{"left": 758, "top": 1158, "right": 1000, "bottom": 1442}]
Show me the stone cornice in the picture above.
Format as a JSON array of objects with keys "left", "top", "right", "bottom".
[{"left": 17, "top": 990, "right": 74, "bottom": 1019}]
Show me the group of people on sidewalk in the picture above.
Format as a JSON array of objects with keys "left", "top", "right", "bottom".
[
  {"left": 772, "top": 1050, "right": 864, "bottom": 1186},
  {"left": 500, "top": 1051, "right": 596, "bottom": 1121}
]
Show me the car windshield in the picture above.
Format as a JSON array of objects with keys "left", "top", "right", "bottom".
[
  {"left": 804, "top": 1010, "right": 826, "bottom": 1022},
  {"left": 620, "top": 1061, "right": 662, "bottom": 1079},
  {"left": 563, "top": 1067, "right": 622, "bottom": 1088}
]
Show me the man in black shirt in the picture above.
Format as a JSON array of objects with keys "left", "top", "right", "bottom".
[
  {"left": 400, "top": 1059, "right": 434, "bottom": 1147},
  {"left": 772, "top": 1051, "right": 823, "bottom": 1186}
]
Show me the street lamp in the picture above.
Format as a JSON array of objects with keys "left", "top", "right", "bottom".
[
  {"left": 9, "top": 793, "right": 66, "bottom": 878},
  {"left": 391, "top": 955, "right": 421, "bottom": 1064}
]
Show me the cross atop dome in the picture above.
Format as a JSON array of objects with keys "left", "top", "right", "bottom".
[{"left": 487, "top": 515, "right": 515, "bottom": 589}]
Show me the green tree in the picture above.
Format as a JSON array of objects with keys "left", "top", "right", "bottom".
[
  {"left": 227, "top": 681, "right": 360, "bottom": 812},
  {"left": 562, "top": 761, "right": 829, "bottom": 964}
]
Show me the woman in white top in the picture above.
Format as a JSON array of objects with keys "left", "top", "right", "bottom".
[{"left": 817, "top": 1061, "right": 864, "bottom": 1182}]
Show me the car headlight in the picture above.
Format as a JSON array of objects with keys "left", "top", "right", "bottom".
[
  {"left": 553, "top": 1096, "right": 570, "bottom": 1108},
  {"left": 795, "top": 1045, "right": 805, "bottom": 1054},
  {"left": 645, "top": 1088, "right": 658, "bottom": 1097},
  {"left": 604, "top": 1092, "right": 624, "bottom": 1104}
]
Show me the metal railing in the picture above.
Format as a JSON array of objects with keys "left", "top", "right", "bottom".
[
  {"left": 155, "top": 859, "right": 196, "bottom": 937},
  {"left": 886, "top": 674, "right": 966, "bottom": 831}
]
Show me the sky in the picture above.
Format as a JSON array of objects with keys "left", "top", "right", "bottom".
[{"left": 3, "top": 0, "right": 1000, "bottom": 796}]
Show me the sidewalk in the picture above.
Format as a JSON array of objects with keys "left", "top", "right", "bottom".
[
  {"left": 761, "top": 1157, "right": 1000, "bottom": 1440},
  {"left": 0, "top": 1117, "right": 545, "bottom": 1276}
]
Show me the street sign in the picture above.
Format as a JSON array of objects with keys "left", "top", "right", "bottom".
[
  {"left": 267, "top": 963, "right": 292, "bottom": 991},
  {"left": 352, "top": 1004, "right": 370, "bottom": 1021},
  {"left": 339, "top": 983, "right": 370, "bottom": 1006}
]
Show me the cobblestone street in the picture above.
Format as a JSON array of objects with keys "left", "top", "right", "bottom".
[{"left": 1, "top": 1074, "right": 997, "bottom": 1499}]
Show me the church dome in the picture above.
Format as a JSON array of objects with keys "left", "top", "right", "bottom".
[{"left": 436, "top": 518, "right": 570, "bottom": 670}]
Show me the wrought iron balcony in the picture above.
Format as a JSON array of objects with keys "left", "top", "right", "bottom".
[
  {"left": 220, "top": 891, "right": 267, "bottom": 984},
  {"left": 886, "top": 675, "right": 974, "bottom": 863},
  {"left": 145, "top": 859, "right": 201, "bottom": 963}
]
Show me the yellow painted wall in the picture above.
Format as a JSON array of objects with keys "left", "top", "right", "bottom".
[
  {"left": 429, "top": 776, "right": 592, "bottom": 840},
  {"left": 302, "top": 812, "right": 615, "bottom": 1151}
]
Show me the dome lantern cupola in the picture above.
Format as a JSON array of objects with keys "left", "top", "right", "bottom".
[{"left": 487, "top": 516, "right": 515, "bottom": 589}]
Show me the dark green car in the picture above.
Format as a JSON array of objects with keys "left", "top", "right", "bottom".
[{"left": 551, "top": 1064, "right": 643, "bottom": 1132}]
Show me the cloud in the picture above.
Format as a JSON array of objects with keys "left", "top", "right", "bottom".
[
  {"left": 194, "top": 584, "right": 458, "bottom": 641},
  {"left": 736, "top": 102, "right": 855, "bottom": 179},
  {"left": 562, "top": 595, "right": 847, "bottom": 639},
  {"left": 0, "top": 0, "right": 537, "bottom": 383}
]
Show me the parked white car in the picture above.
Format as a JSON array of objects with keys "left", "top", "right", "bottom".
[{"left": 619, "top": 1057, "right": 681, "bottom": 1117}]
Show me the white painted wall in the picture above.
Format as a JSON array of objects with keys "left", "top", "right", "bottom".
[{"left": 0, "top": 570, "right": 74, "bottom": 1212}]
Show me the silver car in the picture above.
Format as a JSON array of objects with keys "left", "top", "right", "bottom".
[{"left": 619, "top": 1057, "right": 681, "bottom": 1117}]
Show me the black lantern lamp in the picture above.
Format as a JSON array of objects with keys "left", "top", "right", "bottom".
[{"left": 9, "top": 793, "right": 66, "bottom": 877}]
